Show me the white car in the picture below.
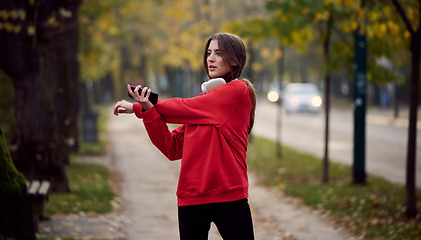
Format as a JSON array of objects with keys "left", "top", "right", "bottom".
[{"left": 282, "top": 83, "right": 322, "bottom": 113}]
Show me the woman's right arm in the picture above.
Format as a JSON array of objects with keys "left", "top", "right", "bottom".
[
  {"left": 113, "top": 93, "right": 184, "bottom": 161},
  {"left": 142, "top": 107, "right": 185, "bottom": 161}
]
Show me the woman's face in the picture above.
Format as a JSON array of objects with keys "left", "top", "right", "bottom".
[{"left": 207, "top": 40, "right": 231, "bottom": 79}]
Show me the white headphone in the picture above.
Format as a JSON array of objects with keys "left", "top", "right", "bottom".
[{"left": 201, "top": 78, "right": 226, "bottom": 94}]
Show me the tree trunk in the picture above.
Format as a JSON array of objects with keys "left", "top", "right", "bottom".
[
  {"left": 322, "top": 13, "right": 333, "bottom": 183},
  {"left": 404, "top": 33, "right": 420, "bottom": 218},
  {"left": 0, "top": 0, "right": 82, "bottom": 192},
  {"left": 391, "top": 0, "right": 420, "bottom": 219}
]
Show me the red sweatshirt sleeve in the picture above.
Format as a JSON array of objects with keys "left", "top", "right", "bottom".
[
  {"left": 153, "top": 81, "right": 247, "bottom": 125},
  {"left": 141, "top": 106, "right": 185, "bottom": 161}
]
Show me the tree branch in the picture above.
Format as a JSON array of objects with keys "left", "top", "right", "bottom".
[{"left": 391, "top": 0, "right": 414, "bottom": 34}]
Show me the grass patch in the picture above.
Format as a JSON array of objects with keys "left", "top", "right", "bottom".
[
  {"left": 78, "top": 140, "right": 107, "bottom": 155},
  {"left": 247, "top": 136, "right": 421, "bottom": 240},
  {"left": 44, "top": 162, "right": 114, "bottom": 215}
]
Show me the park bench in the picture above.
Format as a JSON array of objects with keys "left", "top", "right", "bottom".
[{"left": 27, "top": 180, "right": 50, "bottom": 232}]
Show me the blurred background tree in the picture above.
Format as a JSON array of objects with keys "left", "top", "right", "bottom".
[
  {"left": 390, "top": 0, "right": 421, "bottom": 218},
  {"left": 0, "top": 0, "right": 82, "bottom": 192}
]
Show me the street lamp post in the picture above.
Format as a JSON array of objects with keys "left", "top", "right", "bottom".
[{"left": 352, "top": 0, "right": 367, "bottom": 185}]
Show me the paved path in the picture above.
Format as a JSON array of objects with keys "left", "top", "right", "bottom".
[{"left": 40, "top": 110, "right": 354, "bottom": 240}]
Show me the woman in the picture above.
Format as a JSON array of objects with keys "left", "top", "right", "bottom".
[{"left": 113, "top": 32, "right": 256, "bottom": 240}]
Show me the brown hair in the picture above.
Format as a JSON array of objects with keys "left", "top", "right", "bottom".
[
  {"left": 203, "top": 33, "right": 256, "bottom": 134},
  {"left": 241, "top": 79, "right": 256, "bottom": 134},
  {"left": 203, "top": 33, "right": 246, "bottom": 82}
]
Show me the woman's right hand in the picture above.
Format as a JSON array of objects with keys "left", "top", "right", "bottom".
[{"left": 113, "top": 100, "right": 134, "bottom": 116}]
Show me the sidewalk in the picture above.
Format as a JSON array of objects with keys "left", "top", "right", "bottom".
[
  {"left": 40, "top": 111, "right": 354, "bottom": 240},
  {"left": 366, "top": 105, "right": 421, "bottom": 129}
]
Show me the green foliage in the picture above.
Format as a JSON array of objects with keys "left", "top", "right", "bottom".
[
  {"left": 225, "top": 0, "right": 413, "bottom": 85},
  {"left": 0, "top": 128, "right": 26, "bottom": 195},
  {"left": 44, "top": 162, "right": 114, "bottom": 215},
  {"left": 367, "top": 61, "right": 405, "bottom": 85},
  {"left": 247, "top": 136, "right": 421, "bottom": 240},
  {"left": 0, "top": 8, "right": 26, "bottom": 34},
  {"left": 224, "top": 18, "right": 272, "bottom": 43}
]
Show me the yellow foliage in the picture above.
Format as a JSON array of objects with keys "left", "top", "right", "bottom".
[
  {"left": 92, "top": 32, "right": 103, "bottom": 44},
  {"left": 291, "top": 31, "right": 301, "bottom": 44},
  {"left": 407, "top": 8, "right": 416, "bottom": 22},
  {"left": 13, "top": 25, "right": 21, "bottom": 34},
  {"left": 379, "top": 23, "right": 387, "bottom": 36},
  {"left": 47, "top": 16, "right": 60, "bottom": 28},
  {"left": 59, "top": 8, "right": 72, "bottom": 18},
  {"left": 301, "top": 8, "right": 310, "bottom": 15},
  {"left": 260, "top": 47, "right": 271, "bottom": 59},
  {"left": 366, "top": 27, "right": 374, "bottom": 38},
  {"left": 98, "top": 20, "right": 107, "bottom": 31},
  {"left": 357, "top": 8, "right": 366, "bottom": 34},
  {"left": 387, "top": 20, "right": 400, "bottom": 36},
  {"left": 342, "top": 0, "right": 357, "bottom": 8},
  {"left": 341, "top": 20, "right": 358, "bottom": 33},
  {"left": 1, "top": 10, "right": 9, "bottom": 20},
  {"left": 357, "top": 8, "right": 366, "bottom": 23},
  {"left": 314, "top": 11, "right": 329, "bottom": 22},
  {"left": 368, "top": 11, "right": 379, "bottom": 22},
  {"left": 163, "top": 0, "right": 194, "bottom": 22},
  {"left": 323, "top": 0, "right": 340, "bottom": 5},
  {"left": 108, "top": 26, "right": 118, "bottom": 36},
  {"left": 27, "top": 24, "right": 35, "bottom": 36},
  {"left": 274, "top": 48, "right": 283, "bottom": 60},
  {"left": 372, "top": 23, "right": 387, "bottom": 38},
  {"left": 290, "top": 27, "right": 314, "bottom": 47},
  {"left": 252, "top": 62, "right": 263, "bottom": 73},
  {"left": 404, "top": 30, "right": 410, "bottom": 39},
  {"left": 383, "top": 6, "right": 391, "bottom": 15},
  {"left": 281, "top": 15, "right": 288, "bottom": 23},
  {"left": 351, "top": 21, "right": 358, "bottom": 32}
]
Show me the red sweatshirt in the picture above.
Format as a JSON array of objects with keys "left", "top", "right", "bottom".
[{"left": 133, "top": 80, "right": 251, "bottom": 206}]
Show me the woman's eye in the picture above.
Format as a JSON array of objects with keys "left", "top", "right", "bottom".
[{"left": 207, "top": 51, "right": 221, "bottom": 56}]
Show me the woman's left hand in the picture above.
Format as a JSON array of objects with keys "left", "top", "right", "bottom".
[{"left": 128, "top": 84, "right": 154, "bottom": 111}]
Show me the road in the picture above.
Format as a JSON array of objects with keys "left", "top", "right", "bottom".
[{"left": 253, "top": 97, "right": 421, "bottom": 187}]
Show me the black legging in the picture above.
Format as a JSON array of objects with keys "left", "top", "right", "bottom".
[{"left": 178, "top": 198, "right": 255, "bottom": 240}]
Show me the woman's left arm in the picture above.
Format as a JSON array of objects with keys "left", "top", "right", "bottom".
[{"left": 143, "top": 81, "right": 248, "bottom": 125}]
